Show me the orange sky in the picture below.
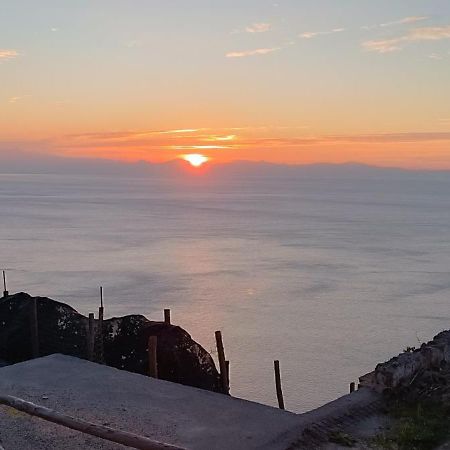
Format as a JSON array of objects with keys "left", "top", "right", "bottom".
[
  {"left": 1, "top": 1, "right": 450, "bottom": 169},
  {"left": 36, "top": 128, "right": 448, "bottom": 170}
]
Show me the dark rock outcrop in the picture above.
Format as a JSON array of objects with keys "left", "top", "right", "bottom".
[{"left": 0, "top": 293, "right": 221, "bottom": 392}]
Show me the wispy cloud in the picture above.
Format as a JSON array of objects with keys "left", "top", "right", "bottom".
[
  {"left": 245, "top": 23, "right": 272, "bottom": 33},
  {"left": 362, "top": 25, "right": 450, "bottom": 53},
  {"left": 381, "top": 16, "right": 429, "bottom": 28},
  {"left": 299, "top": 28, "right": 345, "bottom": 39},
  {"left": 8, "top": 95, "right": 31, "bottom": 103},
  {"left": 62, "top": 129, "right": 450, "bottom": 153},
  {"left": 362, "top": 38, "right": 403, "bottom": 53},
  {"left": 171, "top": 145, "right": 231, "bottom": 150},
  {"left": 226, "top": 47, "right": 280, "bottom": 58},
  {"left": 362, "top": 16, "right": 429, "bottom": 31},
  {"left": 231, "top": 22, "right": 272, "bottom": 34},
  {"left": 325, "top": 132, "right": 450, "bottom": 143},
  {"left": 0, "top": 49, "right": 19, "bottom": 61},
  {"left": 428, "top": 53, "right": 444, "bottom": 60}
]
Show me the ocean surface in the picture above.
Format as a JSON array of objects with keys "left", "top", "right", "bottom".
[{"left": 1, "top": 170, "right": 450, "bottom": 412}]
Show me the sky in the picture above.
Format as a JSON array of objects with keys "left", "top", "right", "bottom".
[{"left": 1, "top": 0, "right": 450, "bottom": 169}]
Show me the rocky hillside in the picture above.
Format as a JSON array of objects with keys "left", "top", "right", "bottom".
[{"left": 0, "top": 292, "right": 221, "bottom": 392}]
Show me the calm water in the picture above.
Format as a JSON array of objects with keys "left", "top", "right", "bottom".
[{"left": 1, "top": 171, "right": 450, "bottom": 412}]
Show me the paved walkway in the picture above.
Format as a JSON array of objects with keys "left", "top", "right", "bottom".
[
  {"left": 0, "top": 355, "right": 302, "bottom": 449},
  {"left": 0, "top": 355, "right": 383, "bottom": 449}
]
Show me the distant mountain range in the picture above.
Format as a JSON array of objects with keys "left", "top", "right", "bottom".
[{"left": 0, "top": 149, "right": 449, "bottom": 179}]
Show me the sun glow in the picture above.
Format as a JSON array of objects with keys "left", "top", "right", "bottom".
[{"left": 182, "top": 153, "right": 209, "bottom": 167}]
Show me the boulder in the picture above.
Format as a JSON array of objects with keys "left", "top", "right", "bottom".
[{"left": 0, "top": 293, "right": 221, "bottom": 392}]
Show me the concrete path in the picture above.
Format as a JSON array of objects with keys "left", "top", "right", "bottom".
[
  {"left": 0, "top": 355, "right": 383, "bottom": 449},
  {"left": 0, "top": 355, "right": 301, "bottom": 450}
]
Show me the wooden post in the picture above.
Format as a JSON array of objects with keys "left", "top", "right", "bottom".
[
  {"left": 350, "top": 382, "right": 356, "bottom": 393},
  {"left": 148, "top": 336, "right": 158, "bottom": 378},
  {"left": 215, "top": 331, "right": 229, "bottom": 394},
  {"left": 99, "top": 286, "right": 104, "bottom": 321},
  {"left": 225, "top": 360, "right": 230, "bottom": 390},
  {"left": 87, "top": 313, "right": 95, "bottom": 361},
  {"left": 164, "top": 309, "right": 171, "bottom": 324},
  {"left": 274, "top": 360, "right": 285, "bottom": 410},
  {"left": 30, "top": 297, "right": 39, "bottom": 358},
  {"left": 97, "top": 287, "right": 104, "bottom": 364},
  {"left": 2, "top": 270, "right": 8, "bottom": 297}
]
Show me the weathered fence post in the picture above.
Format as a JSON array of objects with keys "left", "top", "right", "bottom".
[
  {"left": 30, "top": 297, "right": 39, "bottom": 358},
  {"left": 148, "top": 336, "right": 158, "bottom": 378},
  {"left": 225, "top": 360, "right": 230, "bottom": 389},
  {"left": 215, "top": 331, "right": 229, "bottom": 394},
  {"left": 2, "top": 270, "right": 8, "bottom": 297},
  {"left": 99, "top": 286, "right": 104, "bottom": 321},
  {"left": 97, "top": 287, "right": 104, "bottom": 364},
  {"left": 164, "top": 309, "right": 171, "bottom": 324},
  {"left": 87, "top": 313, "right": 95, "bottom": 361},
  {"left": 274, "top": 360, "right": 285, "bottom": 410}
]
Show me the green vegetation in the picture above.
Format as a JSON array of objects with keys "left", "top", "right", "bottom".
[
  {"left": 328, "top": 430, "right": 357, "bottom": 447},
  {"left": 372, "top": 401, "right": 450, "bottom": 450}
]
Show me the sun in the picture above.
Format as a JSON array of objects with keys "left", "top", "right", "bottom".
[{"left": 182, "top": 154, "right": 209, "bottom": 167}]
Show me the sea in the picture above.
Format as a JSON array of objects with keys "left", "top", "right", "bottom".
[{"left": 1, "top": 170, "right": 450, "bottom": 412}]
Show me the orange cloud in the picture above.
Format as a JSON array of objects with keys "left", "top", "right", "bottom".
[
  {"left": 245, "top": 23, "right": 272, "bottom": 33},
  {"left": 0, "top": 49, "right": 19, "bottom": 61},
  {"left": 299, "top": 28, "right": 345, "bottom": 39},
  {"left": 226, "top": 47, "right": 280, "bottom": 58},
  {"left": 363, "top": 25, "right": 450, "bottom": 53}
]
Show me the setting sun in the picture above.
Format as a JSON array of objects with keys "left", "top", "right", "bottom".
[{"left": 182, "top": 154, "right": 209, "bottom": 167}]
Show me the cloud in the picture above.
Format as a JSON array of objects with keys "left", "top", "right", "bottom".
[
  {"left": 245, "top": 23, "right": 272, "bottom": 33},
  {"left": 62, "top": 129, "right": 238, "bottom": 150},
  {"left": 226, "top": 47, "right": 280, "bottom": 58},
  {"left": 53, "top": 128, "right": 450, "bottom": 160},
  {"left": 380, "top": 16, "right": 429, "bottom": 28},
  {"left": 326, "top": 132, "right": 450, "bottom": 143},
  {"left": 299, "top": 28, "right": 345, "bottom": 39},
  {"left": 362, "top": 38, "right": 403, "bottom": 53},
  {"left": 8, "top": 95, "right": 30, "bottom": 103},
  {"left": 232, "top": 132, "right": 450, "bottom": 148},
  {"left": 231, "top": 23, "right": 272, "bottom": 34},
  {"left": 409, "top": 26, "right": 450, "bottom": 40},
  {"left": 362, "top": 26, "right": 450, "bottom": 53},
  {"left": 171, "top": 145, "right": 230, "bottom": 150},
  {"left": 362, "top": 16, "right": 429, "bottom": 30},
  {"left": 0, "top": 49, "right": 19, "bottom": 61}
]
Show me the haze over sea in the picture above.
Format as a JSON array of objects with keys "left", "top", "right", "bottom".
[{"left": 2, "top": 165, "right": 450, "bottom": 412}]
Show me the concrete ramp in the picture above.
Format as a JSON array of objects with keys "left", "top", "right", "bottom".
[{"left": 0, "top": 355, "right": 300, "bottom": 449}]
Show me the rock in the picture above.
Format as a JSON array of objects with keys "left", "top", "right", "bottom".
[
  {"left": 360, "top": 330, "right": 450, "bottom": 394},
  {"left": 0, "top": 293, "right": 221, "bottom": 392}
]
